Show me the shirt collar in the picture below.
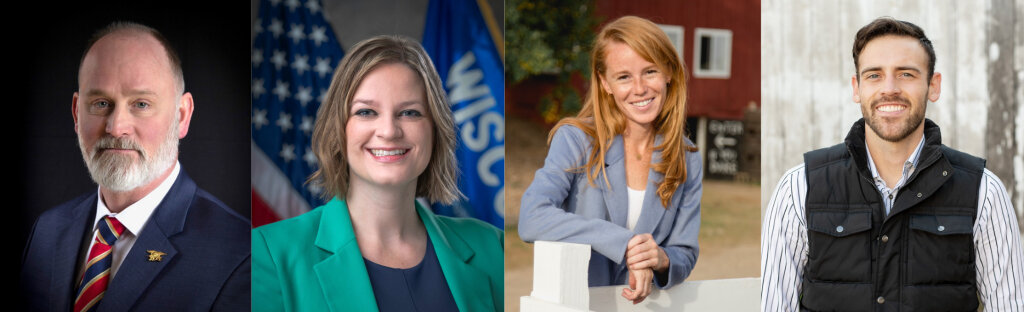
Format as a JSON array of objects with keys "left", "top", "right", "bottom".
[
  {"left": 865, "top": 134, "right": 926, "bottom": 187},
  {"left": 93, "top": 161, "right": 181, "bottom": 236}
]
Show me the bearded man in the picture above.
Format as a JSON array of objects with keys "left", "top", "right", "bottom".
[
  {"left": 19, "top": 22, "right": 250, "bottom": 312},
  {"left": 760, "top": 17, "right": 1024, "bottom": 311}
]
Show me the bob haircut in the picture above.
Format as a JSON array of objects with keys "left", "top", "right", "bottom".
[
  {"left": 308, "top": 35, "right": 461, "bottom": 204},
  {"left": 551, "top": 16, "right": 696, "bottom": 208}
]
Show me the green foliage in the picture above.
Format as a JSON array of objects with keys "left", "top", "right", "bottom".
[{"left": 505, "top": 0, "right": 599, "bottom": 120}]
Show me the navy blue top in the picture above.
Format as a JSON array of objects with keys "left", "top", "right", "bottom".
[{"left": 363, "top": 238, "right": 458, "bottom": 311}]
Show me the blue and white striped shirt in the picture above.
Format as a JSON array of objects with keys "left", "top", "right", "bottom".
[
  {"left": 761, "top": 142, "right": 1024, "bottom": 311},
  {"left": 864, "top": 135, "right": 925, "bottom": 216}
]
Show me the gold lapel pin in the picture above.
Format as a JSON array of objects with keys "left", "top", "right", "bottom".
[{"left": 147, "top": 250, "right": 167, "bottom": 262}]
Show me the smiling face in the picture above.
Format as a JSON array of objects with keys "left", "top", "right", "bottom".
[
  {"left": 599, "top": 41, "right": 669, "bottom": 131},
  {"left": 345, "top": 62, "right": 433, "bottom": 190},
  {"left": 853, "top": 35, "right": 940, "bottom": 143},
  {"left": 74, "top": 31, "right": 190, "bottom": 191}
]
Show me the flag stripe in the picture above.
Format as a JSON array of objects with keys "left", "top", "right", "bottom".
[{"left": 252, "top": 141, "right": 312, "bottom": 219}]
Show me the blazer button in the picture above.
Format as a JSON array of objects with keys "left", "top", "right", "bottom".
[
  {"left": 942, "top": 170, "right": 948, "bottom": 176},
  {"left": 877, "top": 296, "right": 885, "bottom": 304},
  {"left": 917, "top": 192, "right": 923, "bottom": 198},
  {"left": 938, "top": 225, "right": 945, "bottom": 232},
  {"left": 836, "top": 225, "right": 844, "bottom": 233},
  {"left": 881, "top": 235, "right": 889, "bottom": 243}
]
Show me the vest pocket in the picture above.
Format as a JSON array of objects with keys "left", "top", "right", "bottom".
[
  {"left": 801, "top": 278, "right": 873, "bottom": 312},
  {"left": 901, "top": 283, "right": 979, "bottom": 312},
  {"left": 906, "top": 214, "right": 974, "bottom": 284},
  {"left": 805, "top": 210, "right": 873, "bottom": 282}
]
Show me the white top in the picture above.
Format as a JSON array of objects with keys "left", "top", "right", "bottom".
[
  {"left": 626, "top": 187, "right": 645, "bottom": 231},
  {"left": 78, "top": 162, "right": 181, "bottom": 283},
  {"left": 761, "top": 163, "right": 1024, "bottom": 311}
]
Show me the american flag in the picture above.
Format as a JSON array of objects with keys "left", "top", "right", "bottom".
[{"left": 251, "top": 0, "right": 343, "bottom": 227}]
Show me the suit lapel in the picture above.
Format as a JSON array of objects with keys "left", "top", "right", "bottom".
[
  {"left": 417, "top": 202, "right": 494, "bottom": 312},
  {"left": 53, "top": 196, "right": 96, "bottom": 311},
  {"left": 313, "top": 199, "right": 378, "bottom": 312},
  {"left": 100, "top": 170, "right": 193, "bottom": 311},
  {"left": 634, "top": 145, "right": 667, "bottom": 234},
  {"left": 602, "top": 135, "right": 629, "bottom": 227}
]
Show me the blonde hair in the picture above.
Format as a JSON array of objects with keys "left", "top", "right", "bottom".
[
  {"left": 550, "top": 16, "right": 696, "bottom": 208},
  {"left": 309, "top": 35, "right": 461, "bottom": 204}
]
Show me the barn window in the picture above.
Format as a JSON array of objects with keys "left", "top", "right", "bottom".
[
  {"left": 693, "top": 28, "right": 732, "bottom": 78},
  {"left": 657, "top": 24, "right": 684, "bottom": 62}
]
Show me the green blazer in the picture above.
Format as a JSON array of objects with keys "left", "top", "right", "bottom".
[{"left": 252, "top": 198, "right": 504, "bottom": 311}]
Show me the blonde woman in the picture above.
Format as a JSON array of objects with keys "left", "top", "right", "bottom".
[
  {"left": 519, "top": 16, "right": 701, "bottom": 304},
  {"left": 252, "top": 36, "right": 503, "bottom": 311}
]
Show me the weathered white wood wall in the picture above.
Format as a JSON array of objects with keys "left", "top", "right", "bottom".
[{"left": 761, "top": 0, "right": 1024, "bottom": 232}]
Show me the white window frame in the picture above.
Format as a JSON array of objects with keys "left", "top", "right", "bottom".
[
  {"left": 693, "top": 27, "right": 732, "bottom": 79},
  {"left": 657, "top": 24, "right": 684, "bottom": 62}
]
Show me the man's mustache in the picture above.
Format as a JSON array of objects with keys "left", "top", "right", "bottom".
[
  {"left": 871, "top": 95, "right": 911, "bottom": 108},
  {"left": 92, "top": 136, "right": 146, "bottom": 159}
]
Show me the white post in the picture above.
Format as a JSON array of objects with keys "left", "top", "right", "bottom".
[{"left": 520, "top": 241, "right": 593, "bottom": 312}]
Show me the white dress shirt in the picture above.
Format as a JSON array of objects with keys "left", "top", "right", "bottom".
[
  {"left": 761, "top": 144, "right": 1024, "bottom": 311},
  {"left": 77, "top": 162, "right": 181, "bottom": 284}
]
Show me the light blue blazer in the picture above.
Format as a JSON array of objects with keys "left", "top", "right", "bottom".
[{"left": 518, "top": 124, "right": 702, "bottom": 288}]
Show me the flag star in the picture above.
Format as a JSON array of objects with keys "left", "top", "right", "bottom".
[
  {"left": 314, "top": 57, "right": 332, "bottom": 78},
  {"left": 277, "top": 112, "right": 293, "bottom": 132},
  {"left": 288, "top": 24, "right": 306, "bottom": 45},
  {"left": 305, "top": 0, "right": 321, "bottom": 14},
  {"left": 273, "top": 80, "right": 291, "bottom": 101},
  {"left": 252, "top": 78, "right": 266, "bottom": 99},
  {"left": 309, "top": 26, "right": 328, "bottom": 46},
  {"left": 300, "top": 115, "right": 314, "bottom": 134},
  {"left": 292, "top": 54, "right": 310, "bottom": 76},
  {"left": 303, "top": 146, "right": 317, "bottom": 167},
  {"left": 280, "top": 143, "right": 296, "bottom": 163},
  {"left": 253, "top": 18, "right": 263, "bottom": 35},
  {"left": 269, "top": 0, "right": 282, "bottom": 7},
  {"left": 296, "top": 86, "right": 313, "bottom": 107},
  {"left": 252, "top": 49, "right": 263, "bottom": 67},
  {"left": 318, "top": 88, "right": 328, "bottom": 104},
  {"left": 252, "top": 109, "right": 268, "bottom": 130},
  {"left": 284, "top": 0, "right": 300, "bottom": 11},
  {"left": 307, "top": 183, "right": 323, "bottom": 196},
  {"left": 268, "top": 18, "right": 284, "bottom": 38},
  {"left": 271, "top": 50, "right": 287, "bottom": 71}
]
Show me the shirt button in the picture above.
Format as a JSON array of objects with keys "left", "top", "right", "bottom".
[
  {"left": 836, "top": 225, "right": 845, "bottom": 233},
  {"left": 877, "top": 296, "right": 885, "bottom": 304},
  {"left": 938, "top": 225, "right": 945, "bottom": 232},
  {"left": 881, "top": 235, "right": 889, "bottom": 243}
]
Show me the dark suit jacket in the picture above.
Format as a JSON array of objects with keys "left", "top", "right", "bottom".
[{"left": 20, "top": 169, "right": 251, "bottom": 311}]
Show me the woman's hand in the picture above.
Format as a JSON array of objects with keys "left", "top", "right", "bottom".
[
  {"left": 626, "top": 233, "right": 670, "bottom": 272},
  {"left": 622, "top": 267, "right": 653, "bottom": 304}
]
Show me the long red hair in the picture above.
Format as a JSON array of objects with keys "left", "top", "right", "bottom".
[{"left": 549, "top": 16, "right": 696, "bottom": 208}]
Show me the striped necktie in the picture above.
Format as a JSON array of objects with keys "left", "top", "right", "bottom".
[{"left": 74, "top": 216, "right": 126, "bottom": 312}]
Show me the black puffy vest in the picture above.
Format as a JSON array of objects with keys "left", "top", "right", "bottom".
[{"left": 800, "top": 119, "right": 984, "bottom": 312}]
